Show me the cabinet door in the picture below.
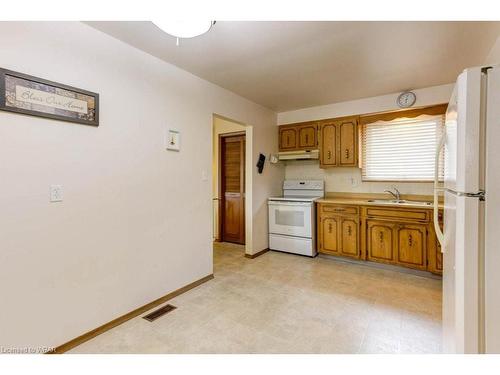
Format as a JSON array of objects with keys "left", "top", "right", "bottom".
[
  {"left": 320, "top": 122, "right": 337, "bottom": 167},
  {"left": 340, "top": 217, "right": 359, "bottom": 258},
  {"left": 279, "top": 127, "right": 297, "bottom": 150},
  {"left": 320, "top": 216, "right": 339, "bottom": 255},
  {"left": 396, "top": 224, "right": 427, "bottom": 270},
  {"left": 338, "top": 118, "right": 357, "bottom": 166},
  {"left": 298, "top": 124, "right": 317, "bottom": 149},
  {"left": 367, "top": 220, "right": 396, "bottom": 263}
]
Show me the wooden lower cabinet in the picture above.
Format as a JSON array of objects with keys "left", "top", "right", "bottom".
[
  {"left": 340, "top": 217, "right": 360, "bottom": 258},
  {"left": 366, "top": 220, "right": 396, "bottom": 263},
  {"left": 366, "top": 220, "right": 427, "bottom": 270},
  {"left": 319, "top": 216, "right": 340, "bottom": 255},
  {"left": 395, "top": 224, "right": 427, "bottom": 270},
  {"left": 427, "top": 211, "right": 443, "bottom": 274},
  {"left": 318, "top": 213, "right": 360, "bottom": 258},
  {"left": 318, "top": 203, "right": 442, "bottom": 275}
]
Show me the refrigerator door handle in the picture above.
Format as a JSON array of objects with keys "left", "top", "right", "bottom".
[
  {"left": 434, "top": 132, "right": 446, "bottom": 249},
  {"left": 444, "top": 189, "right": 485, "bottom": 200}
]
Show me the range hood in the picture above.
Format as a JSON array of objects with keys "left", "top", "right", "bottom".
[{"left": 277, "top": 150, "right": 319, "bottom": 161}]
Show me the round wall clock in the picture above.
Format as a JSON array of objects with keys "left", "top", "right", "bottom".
[{"left": 396, "top": 91, "right": 417, "bottom": 108}]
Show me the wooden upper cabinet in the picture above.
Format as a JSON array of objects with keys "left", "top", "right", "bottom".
[
  {"left": 298, "top": 124, "right": 317, "bottom": 149},
  {"left": 278, "top": 122, "right": 318, "bottom": 151},
  {"left": 319, "top": 116, "right": 358, "bottom": 168},
  {"left": 338, "top": 119, "right": 357, "bottom": 166},
  {"left": 320, "top": 121, "right": 337, "bottom": 167},
  {"left": 279, "top": 127, "right": 297, "bottom": 150}
]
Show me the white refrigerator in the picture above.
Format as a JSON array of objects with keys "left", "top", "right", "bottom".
[{"left": 435, "top": 65, "right": 500, "bottom": 353}]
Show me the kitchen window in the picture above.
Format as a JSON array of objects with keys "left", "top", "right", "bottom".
[{"left": 360, "top": 114, "right": 444, "bottom": 181}]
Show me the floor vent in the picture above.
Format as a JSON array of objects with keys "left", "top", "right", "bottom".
[{"left": 142, "top": 304, "right": 177, "bottom": 322}]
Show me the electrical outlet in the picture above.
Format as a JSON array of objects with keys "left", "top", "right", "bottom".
[
  {"left": 50, "top": 185, "right": 63, "bottom": 202},
  {"left": 349, "top": 177, "right": 360, "bottom": 187}
]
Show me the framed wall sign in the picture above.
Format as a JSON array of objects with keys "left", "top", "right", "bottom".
[{"left": 0, "top": 68, "right": 99, "bottom": 126}]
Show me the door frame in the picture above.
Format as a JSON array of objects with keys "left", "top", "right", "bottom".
[{"left": 218, "top": 131, "right": 246, "bottom": 244}]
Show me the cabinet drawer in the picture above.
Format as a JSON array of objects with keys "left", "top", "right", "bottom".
[
  {"left": 365, "top": 207, "right": 429, "bottom": 222},
  {"left": 321, "top": 204, "right": 359, "bottom": 215}
]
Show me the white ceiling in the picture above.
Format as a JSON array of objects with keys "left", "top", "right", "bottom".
[{"left": 87, "top": 21, "right": 500, "bottom": 112}]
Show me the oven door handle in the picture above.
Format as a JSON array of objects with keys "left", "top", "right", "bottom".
[{"left": 268, "top": 201, "right": 312, "bottom": 206}]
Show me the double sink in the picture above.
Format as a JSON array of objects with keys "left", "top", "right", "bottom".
[{"left": 366, "top": 199, "right": 433, "bottom": 207}]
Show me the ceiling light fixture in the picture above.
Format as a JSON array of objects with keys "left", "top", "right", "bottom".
[{"left": 153, "top": 21, "right": 215, "bottom": 46}]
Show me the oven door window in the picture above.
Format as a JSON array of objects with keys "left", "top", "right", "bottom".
[
  {"left": 269, "top": 203, "right": 312, "bottom": 238},
  {"left": 275, "top": 209, "right": 304, "bottom": 227}
]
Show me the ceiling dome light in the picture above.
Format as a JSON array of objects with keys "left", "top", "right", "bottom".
[{"left": 153, "top": 21, "right": 215, "bottom": 44}]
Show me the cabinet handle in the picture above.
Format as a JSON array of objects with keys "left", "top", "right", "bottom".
[
  {"left": 347, "top": 225, "right": 352, "bottom": 236},
  {"left": 345, "top": 149, "right": 349, "bottom": 159},
  {"left": 379, "top": 232, "right": 384, "bottom": 242},
  {"left": 408, "top": 234, "right": 413, "bottom": 247},
  {"left": 327, "top": 150, "right": 331, "bottom": 159}
]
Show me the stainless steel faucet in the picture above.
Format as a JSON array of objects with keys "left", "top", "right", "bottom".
[{"left": 384, "top": 187, "right": 401, "bottom": 201}]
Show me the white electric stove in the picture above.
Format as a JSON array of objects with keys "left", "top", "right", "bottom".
[{"left": 268, "top": 180, "right": 324, "bottom": 257}]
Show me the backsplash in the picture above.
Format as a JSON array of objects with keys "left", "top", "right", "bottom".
[{"left": 284, "top": 160, "right": 436, "bottom": 195}]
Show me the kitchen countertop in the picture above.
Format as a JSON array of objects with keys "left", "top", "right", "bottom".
[{"left": 315, "top": 195, "right": 444, "bottom": 210}]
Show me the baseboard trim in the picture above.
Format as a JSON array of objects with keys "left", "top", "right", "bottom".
[
  {"left": 244, "top": 248, "right": 269, "bottom": 259},
  {"left": 48, "top": 274, "right": 214, "bottom": 354}
]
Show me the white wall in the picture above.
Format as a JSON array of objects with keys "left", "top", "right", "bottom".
[
  {"left": 486, "top": 35, "right": 500, "bottom": 65},
  {"left": 0, "top": 22, "right": 283, "bottom": 349},
  {"left": 278, "top": 84, "right": 454, "bottom": 195}
]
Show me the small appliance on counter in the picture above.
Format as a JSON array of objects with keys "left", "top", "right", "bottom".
[{"left": 268, "top": 180, "right": 325, "bottom": 257}]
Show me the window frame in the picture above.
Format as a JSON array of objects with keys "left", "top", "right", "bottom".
[{"left": 359, "top": 113, "right": 445, "bottom": 183}]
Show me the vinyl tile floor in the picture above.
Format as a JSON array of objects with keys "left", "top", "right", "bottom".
[{"left": 69, "top": 242, "right": 442, "bottom": 354}]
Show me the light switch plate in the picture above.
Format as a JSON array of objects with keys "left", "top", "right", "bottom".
[
  {"left": 50, "top": 185, "right": 63, "bottom": 202},
  {"left": 166, "top": 129, "right": 180, "bottom": 151}
]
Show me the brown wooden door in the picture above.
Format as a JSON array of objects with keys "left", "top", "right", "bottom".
[
  {"left": 340, "top": 217, "right": 359, "bottom": 258},
  {"left": 338, "top": 119, "right": 357, "bottom": 166},
  {"left": 367, "top": 220, "right": 396, "bottom": 263},
  {"left": 297, "top": 123, "right": 317, "bottom": 149},
  {"left": 279, "top": 127, "right": 297, "bottom": 150},
  {"left": 220, "top": 134, "right": 245, "bottom": 244},
  {"left": 320, "top": 122, "right": 337, "bottom": 167},
  {"left": 396, "top": 224, "right": 426, "bottom": 270},
  {"left": 320, "top": 216, "right": 339, "bottom": 255}
]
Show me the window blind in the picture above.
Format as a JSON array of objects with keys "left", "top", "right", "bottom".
[{"left": 361, "top": 115, "right": 444, "bottom": 181}]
